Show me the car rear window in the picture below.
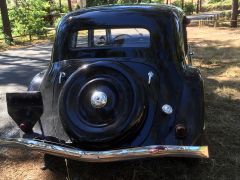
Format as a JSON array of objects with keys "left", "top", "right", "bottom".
[{"left": 71, "top": 28, "right": 150, "bottom": 49}]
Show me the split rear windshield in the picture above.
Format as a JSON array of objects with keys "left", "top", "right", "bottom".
[{"left": 70, "top": 28, "right": 150, "bottom": 49}]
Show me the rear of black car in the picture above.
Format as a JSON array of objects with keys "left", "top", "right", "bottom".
[{"left": 2, "top": 5, "right": 208, "bottom": 161}]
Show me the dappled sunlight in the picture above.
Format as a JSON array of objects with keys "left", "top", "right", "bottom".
[
  {"left": 220, "top": 66, "right": 240, "bottom": 78},
  {"left": 188, "top": 27, "right": 240, "bottom": 48},
  {"left": 188, "top": 27, "right": 240, "bottom": 63},
  {"left": 0, "top": 84, "right": 26, "bottom": 93},
  {"left": 214, "top": 86, "right": 240, "bottom": 100},
  {"left": 191, "top": 44, "right": 240, "bottom": 61},
  {"left": 0, "top": 44, "right": 51, "bottom": 141},
  {"left": 188, "top": 26, "right": 240, "bottom": 180},
  {"left": 0, "top": 44, "right": 51, "bottom": 87}
]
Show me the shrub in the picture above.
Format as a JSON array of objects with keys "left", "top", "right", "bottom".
[
  {"left": 86, "top": 0, "right": 164, "bottom": 6},
  {"left": 172, "top": 0, "right": 182, "bottom": 8},
  {"left": 201, "top": 4, "right": 231, "bottom": 11},
  {"left": 184, "top": 2, "right": 195, "bottom": 15},
  {"left": 202, "top": 0, "right": 232, "bottom": 11},
  {"left": 172, "top": 0, "right": 195, "bottom": 15},
  {"left": 9, "top": 0, "right": 50, "bottom": 37},
  {"left": 208, "top": 0, "right": 222, "bottom": 3}
]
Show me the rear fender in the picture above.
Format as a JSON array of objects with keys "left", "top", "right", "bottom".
[{"left": 28, "top": 69, "right": 47, "bottom": 91}]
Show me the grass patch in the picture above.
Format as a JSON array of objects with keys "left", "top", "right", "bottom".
[
  {"left": 221, "top": 66, "right": 240, "bottom": 78},
  {"left": 189, "top": 27, "right": 240, "bottom": 179},
  {"left": 0, "top": 31, "right": 55, "bottom": 52},
  {"left": 214, "top": 86, "right": 240, "bottom": 99}
]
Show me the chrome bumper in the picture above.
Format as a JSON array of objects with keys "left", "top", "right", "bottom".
[{"left": 0, "top": 138, "right": 209, "bottom": 162}]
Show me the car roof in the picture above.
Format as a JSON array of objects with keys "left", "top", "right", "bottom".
[
  {"left": 52, "top": 4, "right": 185, "bottom": 62},
  {"left": 65, "top": 4, "right": 184, "bottom": 19}
]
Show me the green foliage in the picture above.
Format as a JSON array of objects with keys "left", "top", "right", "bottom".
[
  {"left": 146, "top": 0, "right": 164, "bottom": 3},
  {"left": 184, "top": 2, "right": 195, "bottom": 15},
  {"left": 222, "top": 10, "right": 232, "bottom": 19},
  {"left": 86, "top": 0, "right": 108, "bottom": 7},
  {"left": 202, "top": 0, "right": 232, "bottom": 11},
  {"left": 208, "top": 0, "right": 222, "bottom": 3},
  {"left": 172, "top": 0, "right": 195, "bottom": 15},
  {"left": 208, "top": 0, "right": 232, "bottom": 4},
  {"left": 9, "top": 0, "right": 49, "bottom": 36},
  {"left": 171, "top": 0, "right": 182, "bottom": 7},
  {"left": 86, "top": 0, "right": 163, "bottom": 7}
]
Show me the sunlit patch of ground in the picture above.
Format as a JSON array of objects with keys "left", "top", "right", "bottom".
[
  {"left": 0, "top": 148, "right": 64, "bottom": 180},
  {"left": 189, "top": 26, "right": 240, "bottom": 180},
  {"left": 0, "top": 26, "right": 240, "bottom": 179},
  {"left": 221, "top": 66, "right": 240, "bottom": 78},
  {"left": 214, "top": 86, "right": 240, "bottom": 100}
]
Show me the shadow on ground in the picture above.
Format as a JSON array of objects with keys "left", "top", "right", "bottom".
[
  {"left": 0, "top": 44, "right": 51, "bottom": 87},
  {"left": 0, "top": 43, "right": 51, "bottom": 136}
]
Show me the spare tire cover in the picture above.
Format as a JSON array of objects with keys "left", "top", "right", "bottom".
[{"left": 58, "top": 61, "right": 146, "bottom": 146}]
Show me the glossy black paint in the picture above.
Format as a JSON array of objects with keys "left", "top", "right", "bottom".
[
  {"left": 52, "top": 4, "right": 186, "bottom": 64},
  {"left": 6, "top": 92, "right": 43, "bottom": 133},
  {"left": 59, "top": 61, "right": 147, "bottom": 148},
  {"left": 7, "top": 4, "right": 204, "bottom": 150}
]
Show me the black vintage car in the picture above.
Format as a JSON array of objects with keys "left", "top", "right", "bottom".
[{"left": 1, "top": 4, "right": 208, "bottom": 162}]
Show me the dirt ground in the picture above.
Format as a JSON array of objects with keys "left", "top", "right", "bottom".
[{"left": 0, "top": 26, "right": 240, "bottom": 180}]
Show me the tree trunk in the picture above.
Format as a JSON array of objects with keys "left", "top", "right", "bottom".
[
  {"left": 181, "top": 0, "right": 184, "bottom": 9},
  {"left": 196, "top": 0, "right": 199, "bottom": 13},
  {"left": 59, "top": 0, "right": 62, "bottom": 12},
  {"left": 67, "top": 0, "right": 72, "bottom": 11},
  {"left": 48, "top": 0, "right": 54, "bottom": 26},
  {"left": 0, "top": 0, "right": 13, "bottom": 44},
  {"left": 199, "top": 0, "right": 202, "bottom": 12},
  {"left": 230, "top": 0, "right": 239, "bottom": 27}
]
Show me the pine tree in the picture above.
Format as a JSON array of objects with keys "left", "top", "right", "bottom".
[{"left": 0, "top": 0, "right": 13, "bottom": 44}]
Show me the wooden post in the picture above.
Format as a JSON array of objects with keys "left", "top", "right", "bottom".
[{"left": 0, "top": 0, "right": 13, "bottom": 44}]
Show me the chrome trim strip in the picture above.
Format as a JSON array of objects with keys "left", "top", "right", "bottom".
[{"left": 0, "top": 138, "right": 209, "bottom": 162}]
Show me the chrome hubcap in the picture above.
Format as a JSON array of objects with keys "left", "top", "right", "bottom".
[{"left": 91, "top": 91, "right": 108, "bottom": 108}]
